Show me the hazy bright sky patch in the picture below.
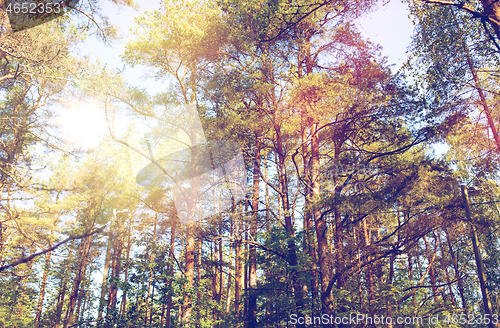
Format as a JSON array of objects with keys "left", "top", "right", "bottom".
[
  {"left": 357, "top": 0, "right": 414, "bottom": 72},
  {"left": 56, "top": 102, "right": 110, "bottom": 149}
]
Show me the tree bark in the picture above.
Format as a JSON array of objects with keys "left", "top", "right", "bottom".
[
  {"left": 312, "top": 123, "right": 333, "bottom": 316},
  {"left": 363, "top": 219, "right": 374, "bottom": 316},
  {"left": 235, "top": 203, "right": 243, "bottom": 316},
  {"left": 275, "top": 122, "right": 305, "bottom": 324},
  {"left": 181, "top": 232, "right": 195, "bottom": 325},
  {"left": 423, "top": 235, "right": 438, "bottom": 302},
  {"left": 145, "top": 213, "right": 158, "bottom": 326},
  {"left": 107, "top": 214, "right": 124, "bottom": 322},
  {"left": 98, "top": 219, "right": 114, "bottom": 321},
  {"left": 120, "top": 214, "right": 133, "bottom": 318},
  {"left": 34, "top": 248, "right": 51, "bottom": 328},
  {"left": 164, "top": 219, "right": 177, "bottom": 328},
  {"left": 444, "top": 227, "right": 468, "bottom": 315},
  {"left": 462, "top": 186, "right": 495, "bottom": 328},
  {"left": 55, "top": 242, "right": 74, "bottom": 328},
  {"left": 246, "top": 132, "right": 260, "bottom": 328},
  {"left": 64, "top": 235, "right": 92, "bottom": 328},
  {"left": 451, "top": 7, "right": 500, "bottom": 152}
]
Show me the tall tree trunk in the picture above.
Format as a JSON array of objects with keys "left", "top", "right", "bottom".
[
  {"left": 145, "top": 214, "right": 158, "bottom": 326},
  {"left": 451, "top": 7, "right": 500, "bottom": 152},
  {"left": 444, "top": 227, "right": 468, "bottom": 315},
  {"left": 80, "top": 265, "right": 93, "bottom": 324},
  {"left": 99, "top": 210, "right": 116, "bottom": 321},
  {"left": 107, "top": 215, "right": 124, "bottom": 322},
  {"left": 312, "top": 123, "right": 333, "bottom": 315},
  {"left": 275, "top": 123, "right": 305, "bottom": 324},
  {"left": 16, "top": 246, "right": 35, "bottom": 325},
  {"left": 438, "top": 233, "right": 457, "bottom": 307},
  {"left": 243, "top": 200, "right": 249, "bottom": 328},
  {"left": 64, "top": 235, "right": 92, "bottom": 328},
  {"left": 246, "top": 132, "right": 260, "bottom": 328},
  {"left": 301, "top": 111, "right": 318, "bottom": 306},
  {"left": 181, "top": 232, "right": 195, "bottom": 325},
  {"left": 120, "top": 214, "right": 133, "bottom": 318},
  {"left": 423, "top": 235, "right": 438, "bottom": 302},
  {"left": 363, "top": 219, "right": 374, "bottom": 316},
  {"left": 211, "top": 242, "right": 217, "bottom": 323},
  {"left": 197, "top": 239, "right": 204, "bottom": 328},
  {"left": 386, "top": 253, "right": 395, "bottom": 328},
  {"left": 176, "top": 61, "right": 200, "bottom": 325},
  {"left": 225, "top": 237, "right": 233, "bottom": 316},
  {"left": 76, "top": 268, "right": 91, "bottom": 324},
  {"left": 235, "top": 203, "right": 243, "bottom": 317},
  {"left": 462, "top": 186, "right": 495, "bottom": 328},
  {"left": 55, "top": 279, "right": 68, "bottom": 328},
  {"left": 164, "top": 219, "right": 177, "bottom": 328},
  {"left": 55, "top": 242, "right": 74, "bottom": 328},
  {"left": 34, "top": 247, "right": 51, "bottom": 328},
  {"left": 218, "top": 224, "right": 224, "bottom": 325}
]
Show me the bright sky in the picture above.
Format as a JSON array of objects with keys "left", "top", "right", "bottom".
[
  {"left": 56, "top": 102, "right": 109, "bottom": 149},
  {"left": 357, "top": 0, "right": 415, "bottom": 72},
  {"left": 56, "top": 0, "right": 416, "bottom": 149}
]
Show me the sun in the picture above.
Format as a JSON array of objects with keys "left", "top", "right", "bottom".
[{"left": 56, "top": 102, "right": 110, "bottom": 149}]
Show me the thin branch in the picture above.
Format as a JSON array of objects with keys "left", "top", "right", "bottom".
[{"left": 0, "top": 227, "right": 106, "bottom": 273}]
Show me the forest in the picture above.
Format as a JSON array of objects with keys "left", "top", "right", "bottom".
[{"left": 2, "top": 0, "right": 500, "bottom": 327}]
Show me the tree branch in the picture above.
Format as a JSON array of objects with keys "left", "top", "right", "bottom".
[{"left": 0, "top": 227, "right": 106, "bottom": 273}]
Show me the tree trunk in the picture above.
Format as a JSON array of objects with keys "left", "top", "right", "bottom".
[
  {"left": 55, "top": 242, "right": 74, "bottom": 328},
  {"left": 235, "top": 203, "right": 243, "bottom": 317},
  {"left": 301, "top": 111, "right": 318, "bottom": 306},
  {"left": 275, "top": 123, "right": 305, "bottom": 324},
  {"left": 312, "top": 123, "right": 333, "bottom": 316},
  {"left": 181, "top": 232, "right": 195, "bottom": 325},
  {"left": 444, "top": 227, "right": 468, "bottom": 315},
  {"left": 386, "top": 253, "right": 395, "bottom": 328},
  {"left": 243, "top": 203, "right": 249, "bottom": 328},
  {"left": 107, "top": 216, "right": 124, "bottom": 322},
  {"left": 164, "top": 219, "right": 177, "bottom": 328},
  {"left": 218, "top": 224, "right": 224, "bottom": 324},
  {"left": 198, "top": 239, "right": 204, "bottom": 328},
  {"left": 64, "top": 236, "right": 92, "bottom": 328},
  {"left": 98, "top": 218, "right": 114, "bottom": 321},
  {"left": 246, "top": 132, "right": 260, "bottom": 328},
  {"left": 451, "top": 7, "right": 500, "bottom": 152},
  {"left": 225, "top": 238, "right": 233, "bottom": 316},
  {"left": 363, "top": 219, "right": 374, "bottom": 316},
  {"left": 34, "top": 248, "right": 51, "bottom": 328},
  {"left": 145, "top": 214, "right": 158, "bottom": 326},
  {"left": 423, "top": 235, "right": 438, "bottom": 302},
  {"left": 75, "top": 269, "right": 90, "bottom": 324},
  {"left": 120, "top": 214, "right": 134, "bottom": 318},
  {"left": 462, "top": 186, "right": 495, "bottom": 328},
  {"left": 180, "top": 84, "right": 200, "bottom": 325},
  {"left": 437, "top": 233, "right": 457, "bottom": 307}
]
